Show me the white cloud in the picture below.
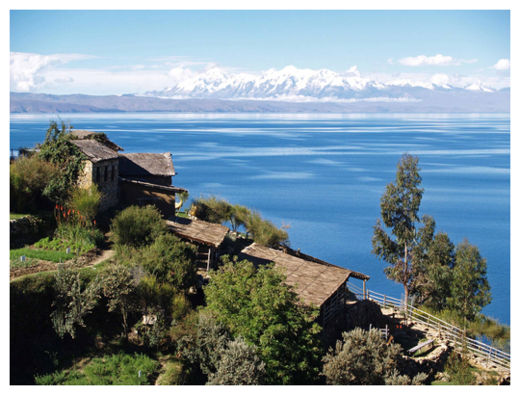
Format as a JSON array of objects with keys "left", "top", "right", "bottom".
[
  {"left": 398, "top": 54, "right": 477, "bottom": 67},
  {"left": 492, "top": 58, "right": 510, "bottom": 71},
  {"left": 10, "top": 52, "right": 93, "bottom": 91},
  {"left": 9, "top": 51, "right": 509, "bottom": 97}
]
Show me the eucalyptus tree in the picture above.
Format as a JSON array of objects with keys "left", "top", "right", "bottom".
[{"left": 371, "top": 154, "right": 426, "bottom": 308}]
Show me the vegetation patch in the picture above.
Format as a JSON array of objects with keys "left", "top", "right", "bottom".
[
  {"left": 34, "top": 352, "right": 160, "bottom": 385},
  {"left": 10, "top": 247, "right": 75, "bottom": 264}
]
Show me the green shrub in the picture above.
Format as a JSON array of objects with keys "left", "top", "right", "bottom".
[
  {"left": 139, "top": 233, "right": 197, "bottom": 291},
  {"left": 136, "top": 275, "right": 177, "bottom": 315},
  {"left": 38, "top": 121, "right": 86, "bottom": 204},
  {"left": 111, "top": 205, "right": 166, "bottom": 249},
  {"left": 208, "top": 337, "right": 266, "bottom": 385},
  {"left": 68, "top": 184, "right": 102, "bottom": 221},
  {"left": 245, "top": 210, "right": 289, "bottom": 248},
  {"left": 156, "top": 360, "right": 184, "bottom": 385},
  {"left": 444, "top": 351, "right": 476, "bottom": 385},
  {"left": 10, "top": 155, "right": 60, "bottom": 212},
  {"left": 37, "top": 223, "right": 103, "bottom": 255},
  {"left": 322, "top": 328, "right": 404, "bottom": 385},
  {"left": 34, "top": 353, "right": 159, "bottom": 385}
]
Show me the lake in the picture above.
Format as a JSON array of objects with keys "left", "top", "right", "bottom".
[{"left": 10, "top": 113, "right": 511, "bottom": 324}]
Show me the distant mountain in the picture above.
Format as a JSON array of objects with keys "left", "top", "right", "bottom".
[
  {"left": 147, "top": 65, "right": 502, "bottom": 101},
  {"left": 10, "top": 89, "right": 510, "bottom": 114}
]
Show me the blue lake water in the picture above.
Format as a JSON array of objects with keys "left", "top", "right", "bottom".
[{"left": 10, "top": 113, "right": 511, "bottom": 325}]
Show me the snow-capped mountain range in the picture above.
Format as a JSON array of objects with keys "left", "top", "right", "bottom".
[{"left": 146, "top": 65, "right": 501, "bottom": 101}]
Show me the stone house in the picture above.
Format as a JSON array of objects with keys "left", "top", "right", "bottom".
[{"left": 70, "top": 131, "right": 185, "bottom": 217}]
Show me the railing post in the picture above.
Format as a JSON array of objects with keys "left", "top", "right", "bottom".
[{"left": 383, "top": 295, "right": 386, "bottom": 309}]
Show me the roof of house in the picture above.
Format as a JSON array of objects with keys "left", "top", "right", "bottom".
[
  {"left": 166, "top": 217, "right": 229, "bottom": 248},
  {"left": 119, "top": 177, "right": 187, "bottom": 193},
  {"left": 70, "top": 139, "right": 119, "bottom": 163},
  {"left": 239, "top": 243, "right": 367, "bottom": 308},
  {"left": 119, "top": 153, "right": 175, "bottom": 177},
  {"left": 69, "top": 130, "right": 123, "bottom": 151}
]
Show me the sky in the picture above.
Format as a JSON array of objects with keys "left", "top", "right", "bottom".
[{"left": 9, "top": 10, "right": 511, "bottom": 95}]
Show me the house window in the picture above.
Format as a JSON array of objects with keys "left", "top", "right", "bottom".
[
  {"left": 104, "top": 166, "right": 108, "bottom": 182},
  {"left": 96, "top": 167, "right": 100, "bottom": 183}
]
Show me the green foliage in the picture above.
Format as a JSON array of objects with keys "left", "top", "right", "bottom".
[
  {"left": 156, "top": 360, "right": 184, "bottom": 385},
  {"left": 38, "top": 121, "right": 86, "bottom": 204},
  {"left": 203, "top": 257, "right": 322, "bottom": 384},
  {"left": 190, "top": 196, "right": 233, "bottom": 224},
  {"left": 34, "top": 353, "right": 160, "bottom": 385},
  {"left": 50, "top": 267, "right": 101, "bottom": 339},
  {"left": 180, "top": 312, "right": 232, "bottom": 379},
  {"left": 139, "top": 233, "right": 198, "bottom": 290},
  {"left": 191, "top": 196, "right": 289, "bottom": 247},
  {"left": 10, "top": 247, "right": 74, "bottom": 263},
  {"left": 372, "top": 154, "right": 425, "bottom": 306},
  {"left": 322, "top": 328, "right": 404, "bottom": 385},
  {"left": 208, "top": 336, "right": 266, "bottom": 385},
  {"left": 35, "top": 223, "right": 103, "bottom": 255},
  {"left": 110, "top": 205, "right": 167, "bottom": 249},
  {"left": 100, "top": 264, "right": 138, "bottom": 336},
  {"left": 67, "top": 184, "right": 102, "bottom": 221},
  {"left": 444, "top": 350, "right": 476, "bottom": 385},
  {"left": 10, "top": 154, "right": 60, "bottom": 212},
  {"left": 245, "top": 210, "right": 289, "bottom": 248},
  {"left": 413, "top": 230, "right": 456, "bottom": 310},
  {"left": 136, "top": 275, "right": 177, "bottom": 315},
  {"left": 448, "top": 240, "right": 491, "bottom": 322}
]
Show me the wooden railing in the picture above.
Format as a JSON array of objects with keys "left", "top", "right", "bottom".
[{"left": 347, "top": 283, "right": 510, "bottom": 371}]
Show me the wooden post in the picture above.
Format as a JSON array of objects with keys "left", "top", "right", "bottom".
[
  {"left": 363, "top": 280, "right": 366, "bottom": 300},
  {"left": 206, "top": 247, "right": 211, "bottom": 272},
  {"left": 383, "top": 295, "right": 387, "bottom": 309}
]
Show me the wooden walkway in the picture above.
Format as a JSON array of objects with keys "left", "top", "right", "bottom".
[{"left": 347, "top": 282, "right": 510, "bottom": 373}]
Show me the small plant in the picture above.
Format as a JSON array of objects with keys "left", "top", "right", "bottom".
[
  {"left": 110, "top": 205, "right": 166, "bottom": 249},
  {"left": 67, "top": 184, "right": 102, "bottom": 221},
  {"left": 34, "top": 353, "right": 159, "bottom": 385},
  {"left": 444, "top": 350, "right": 476, "bottom": 385}
]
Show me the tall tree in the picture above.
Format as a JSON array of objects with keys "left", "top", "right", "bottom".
[
  {"left": 372, "top": 154, "right": 424, "bottom": 308},
  {"left": 448, "top": 240, "right": 491, "bottom": 324}
]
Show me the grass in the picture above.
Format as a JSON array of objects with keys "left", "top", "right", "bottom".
[
  {"left": 10, "top": 247, "right": 75, "bottom": 264},
  {"left": 34, "top": 352, "right": 160, "bottom": 385},
  {"left": 10, "top": 212, "right": 31, "bottom": 220}
]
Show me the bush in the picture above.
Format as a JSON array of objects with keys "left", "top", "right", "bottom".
[
  {"left": 35, "top": 352, "right": 160, "bottom": 385},
  {"left": 245, "top": 210, "right": 289, "bottom": 247},
  {"left": 203, "top": 258, "right": 321, "bottom": 384},
  {"left": 322, "top": 328, "right": 404, "bottom": 385},
  {"left": 10, "top": 154, "right": 60, "bottom": 212},
  {"left": 111, "top": 205, "right": 166, "bottom": 249},
  {"left": 43, "top": 223, "right": 104, "bottom": 254},
  {"left": 68, "top": 184, "right": 102, "bottom": 221},
  {"left": 444, "top": 350, "right": 476, "bottom": 385},
  {"left": 208, "top": 337, "right": 266, "bottom": 385},
  {"left": 156, "top": 360, "right": 184, "bottom": 385},
  {"left": 38, "top": 121, "right": 86, "bottom": 204},
  {"left": 139, "top": 233, "right": 197, "bottom": 291}
]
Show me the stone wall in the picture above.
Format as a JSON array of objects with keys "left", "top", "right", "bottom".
[{"left": 77, "top": 158, "right": 119, "bottom": 211}]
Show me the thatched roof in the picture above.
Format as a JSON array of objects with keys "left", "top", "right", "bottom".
[
  {"left": 69, "top": 130, "right": 123, "bottom": 151},
  {"left": 166, "top": 217, "right": 229, "bottom": 248},
  {"left": 119, "top": 153, "right": 175, "bottom": 177},
  {"left": 70, "top": 139, "right": 119, "bottom": 163},
  {"left": 240, "top": 243, "right": 367, "bottom": 308},
  {"left": 120, "top": 177, "right": 187, "bottom": 193}
]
